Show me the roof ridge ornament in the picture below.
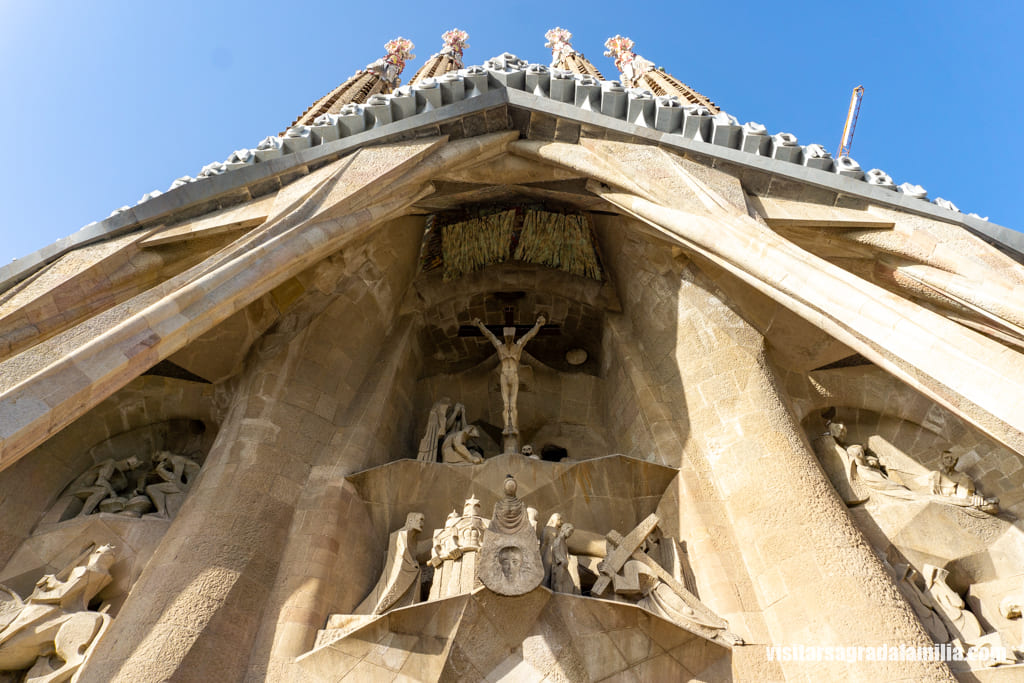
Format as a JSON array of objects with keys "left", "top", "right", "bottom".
[
  {"left": 545, "top": 27, "right": 576, "bottom": 66},
  {"left": 440, "top": 29, "right": 469, "bottom": 68},
  {"left": 604, "top": 34, "right": 718, "bottom": 113},
  {"left": 364, "top": 37, "right": 415, "bottom": 89},
  {"left": 603, "top": 35, "right": 654, "bottom": 88},
  {"left": 545, "top": 27, "right": 605, "bottom": 79}
]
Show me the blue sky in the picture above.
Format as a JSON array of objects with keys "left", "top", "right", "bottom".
[{"left": 1, "top": 1, "right": 1021, "bottom": 265}]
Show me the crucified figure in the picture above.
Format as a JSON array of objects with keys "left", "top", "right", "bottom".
[{"left": 473, "top": 315, "right": 546, "bottom": 435}]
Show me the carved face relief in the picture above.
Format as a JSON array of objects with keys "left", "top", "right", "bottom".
[{"left": 498, "top": 546, "right": 523, "bottom": 580}]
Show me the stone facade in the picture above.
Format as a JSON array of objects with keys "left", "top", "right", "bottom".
[{"left": 2, "top": 40, "right": 1024, "bottom": 683}]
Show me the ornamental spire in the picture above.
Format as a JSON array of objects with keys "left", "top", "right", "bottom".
[
  {"left": 285, "top": 37, "right": 415, "bottom": 131},
  {"left": 410, "top": 29, "right": 469, "bottom": 85},
  {"left": 544, "top": 27, "right": 604, "bottom": 79},
  {"left": 603, "top": 35, "right": 718, "bottom": 113}
]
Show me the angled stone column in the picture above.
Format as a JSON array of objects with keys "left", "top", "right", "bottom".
[{"left": 594, "top": 216, "right": 953, "bottom": 681}]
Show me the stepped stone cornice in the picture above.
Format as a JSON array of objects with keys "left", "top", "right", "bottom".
[{"left": 3, "top": 53, "right": 1018, "bottom": 293}]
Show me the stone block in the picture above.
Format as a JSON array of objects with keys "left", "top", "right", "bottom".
[
  {"left": 484, "top": 53, "right": 526, "bottom": 90},
  {"left": 681, "top": 105, "right": 712, "bottom": 141},
  {"left": 336, "top": 104, "right": 366, "bottom": 137},
  {"left": 653, "top": 95, "right": 683, "bottom": 133},
  {"left": 283, "top": 126, "right": 313, "bottom": 154},
  {"left": 834, "top": 155, "right": 864, "bottom": 179},
  {"left": 710, "top": 112, "right": 741, "bottom": 148},
  {"left": 740, "top": 122, "right": 770, "bottom": 155},
  {"left": 549, "top": 69, "right": 575, "bottom": 103},
  {"left": 574, "top": 76, "right": 601, "bottom": 112},
  {"left": 799, "top": 143, "right": 832, "bottom": 171},
  {"left": 898, "top": 182, "right": 928, "bottom": 199},
  {"left": 387, "top": 87, "right": 416, "bottom": 121},
  {"left": 413, "top": 78, "right": 443, "bottom": 113},
  {"left": 626, "top": 89, "right": 656, "bottom": 128},
  {"left": 524, "top": 64, "right": 550, "bottom": 97},
  {"left": 770, "top": 133, "right": 802, "bottom": 163},
  {"left": 438, "top": 72, "right": 465, "bottom": 104},
  {"left": 364, "top": 94, "right": 393, "bottom": 128},
  {"left": 459, "top": 66, "right": 489, "bottom": 98},
  {"left": 865, "top": 168, "right": 896, "bottom": 190},
  {"left": 310, "top": 115, "right": 341, "bottom": 145},
  {"left": 600, "top": 81, "right": 627, "bottom": 119}
]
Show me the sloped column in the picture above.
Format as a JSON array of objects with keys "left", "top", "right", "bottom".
[
  {"left": 595, "top": 216, "right": 952, "bottom": 681},
  {"left": 669, "top": 275, "right": 952, "bottom": 682}
]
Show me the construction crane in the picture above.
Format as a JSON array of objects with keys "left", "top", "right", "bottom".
[{"left": 836, "top": 85, "right": 865, "bottom": 158}]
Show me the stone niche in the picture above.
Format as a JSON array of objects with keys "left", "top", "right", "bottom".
[
  {"left": 805, "top": 406, "right": 1024, "bottom": 661},
  {"left": 0, "top": 415, "right": 216, "bottom": 614},
  {"left": 410, "top": 262, "right": 620, "bottom": 464}
]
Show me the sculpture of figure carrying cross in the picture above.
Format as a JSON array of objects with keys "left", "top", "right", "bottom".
[{"left": 472, "top": 314, "right": 546, "bottom": 440}]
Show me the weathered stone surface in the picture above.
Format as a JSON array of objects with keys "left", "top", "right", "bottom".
[{"left": 6, "top": 93, "right": 1024, "bottom": 682}]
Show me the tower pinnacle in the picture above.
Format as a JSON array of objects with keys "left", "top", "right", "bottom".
[
  {"left": 410, "top": 29, "right": 469, "bottom": 85},
  {"left": 544, "top": 27, "right": 604, "bottom": 79},
  {"left": 604, "top": 35, "right": 718, "bottom": 112},
  {"left": 286, "top": 37, "right": 415, "bottom": 131}
]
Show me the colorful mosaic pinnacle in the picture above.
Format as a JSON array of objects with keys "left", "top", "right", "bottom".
[
  {"left": 544, "top": 27, "right": 575, "bottom": 62},
  {"left": 440, "top": 29, "right": 469, "bottom": 64},
  {"left": 603, "top": 34, "right": 654, "bottom": 87},
  {"left": 383, "top": 36, "right": 415, "bottom": 70},
  {"left": 362, "top": 36, "right": 415, "bottom": 89}
]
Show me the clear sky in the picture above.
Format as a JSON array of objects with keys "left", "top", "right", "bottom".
[{"left": 1, "top": 1, "right": 1021, "bottom": 265}]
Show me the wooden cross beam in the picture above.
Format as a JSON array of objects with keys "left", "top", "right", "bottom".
[{"left": 457, "top": 294, "right": 559, "bottom": 338}]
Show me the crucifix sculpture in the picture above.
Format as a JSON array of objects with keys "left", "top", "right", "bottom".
[
  {"left": 472, "top": 314, "right": 545, "bottom": 438},
  {"left": 462, "top": 298, "right": 555, "bottom": 454}
]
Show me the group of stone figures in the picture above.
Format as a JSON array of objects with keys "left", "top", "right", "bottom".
[
  {"left": 888, "top": 553, "right": 1023, "bottom": 664},
  {"left": 825, "top": 419, "right": 1000, "bottom": 515},
  {"left": 63, "top": 450, "right": 200, "bottom": 520},
  {"left": 0, "top": 545, "right": 116, "bottom": 682},
  {"left": 415, "top": 399, "right": 483, "bottom": 464},
  {"left": 332, "top": 475, "right": 741, "bottom": 647}
]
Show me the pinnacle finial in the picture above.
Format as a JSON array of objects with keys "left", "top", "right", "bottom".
[
  {"left": 441, "top": 28, "right": 469, "bottom": 65},
  {"left": 383, "top": 36, "right": 415, "bottom": 66},
  {"left": 365, "top": 37, "right": 415, "bottom": 88},
  {"left": 603, "top": 35, "right": 653, "bottom": 86},
  {"left": 545, "top": 27, "right": 575, "bottom": 61}
]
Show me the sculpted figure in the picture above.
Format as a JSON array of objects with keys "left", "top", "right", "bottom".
[
  {"left": 477, "top": 476, "right": 544, "bottom": 596},
  {"left": 929, "top": 451, "right": 999, "bottom": 514},
  {"left": 594, "top": 515, "right": 742, "bottom": 647},
  {"left": 145, "top": 451, "right": 200, "bottom": 519},
  {"left": 428, "top": 498, "right": 487, "bottom": 601},
  {"left": 416, "top": 399, "right": 467, "bottom": 462},
  {"left": 540, "top": 513, "right": 564, "bottom": 586},
  {"left": 355, "top": 513, "right": 424, "bottom": 615},
  {"left": 550, "top": 523, "right": 579, "bottom": 594},
  {"left": 893, "top": 563, "right": 951, "bottom": 644},
  {"left": 491, "top": 477, "right": 529, "bottom": 534},
  {"left": 71, "top": 457, "right": 143, "bottom": 517},
  {"left": 827, "top": 422, "right": 916, "bottom": 502},
  {"left": 441, "top": 425, "right": 483, "bottom": 464},
  {"left": 922, "top": 564, "right": 1017, "bottom": 664},
  {"left": 922, "top": 565, "right": 985, "bottom": 644},
  {"left": 472, "top": 315, "right": 546, "bottom": 436},
  {"left": 0, "top": 545, "right": 116, "bottom": 682},
  {"left": 827, "top": 421, "right": 998, "bottom": 515}
]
